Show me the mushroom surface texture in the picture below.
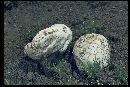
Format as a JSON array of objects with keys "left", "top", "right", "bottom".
[
  {"left": 24, "top": 24, "right": 72, "bottom": 59},
  {"left": 73, "top": 33, "right": 110, "bottom": 69}
]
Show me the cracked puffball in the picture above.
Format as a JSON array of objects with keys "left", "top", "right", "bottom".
[
  {"left": 24, "top": 24, "right": 72, "bottom": 59},
  {"left": 73, "top": 33, "right": 110, "bottom": 69}
]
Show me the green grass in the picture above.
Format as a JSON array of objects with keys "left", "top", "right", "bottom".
[
  {"left": 48, "top": 59, "right": 78, "bottom": 85},
  {"left": 112, "top": 64, "right": 128, "bottom": 85},
  {"left": 80, "top": 19, "right": 103, "bottom": 35},
  {"left": 4, "top": 79, "right": 11, "bottom": 85},
  {"left": 83, "top": 61, "right": 101, "bottom": 79},
  {"left": 4, "top": 1, "right": 12, "bottom": 6},
  {"left": 4, "top": 78, "right": 23, "bottom": 85},
  {"left": 51, "top": 59, "right": 69, "bottom": 78}
]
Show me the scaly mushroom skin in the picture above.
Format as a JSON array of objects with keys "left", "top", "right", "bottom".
[
  {"left": 73, "top": 33, "right": 110, "bottom": 69},
  {"left": 24, "top": 24, "right": 72, "bottom": 59}
]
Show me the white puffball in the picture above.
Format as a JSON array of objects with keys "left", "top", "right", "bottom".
[
  {"left": 24, "top": 24, "right": 72, "bottom": 59},
  {"left": 73, "top": 33, "right": 110, "bottom": 68}
]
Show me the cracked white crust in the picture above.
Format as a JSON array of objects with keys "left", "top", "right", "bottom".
[
  {"left": 73, "top": 33, "right": 110, "bottom": 68},
  {"left": 24, "top": 24, "right": 72, "bottom": 59}
]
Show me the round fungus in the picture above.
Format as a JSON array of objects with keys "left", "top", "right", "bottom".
[
  {"left": 24, "top": 24, "right": 72, "bottom": 59},
  {"left": 73, "top": 33, "right": 110, "bottom": 69}
]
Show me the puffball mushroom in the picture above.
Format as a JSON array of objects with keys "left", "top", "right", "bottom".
[
  {"left": 73, "top": 33, "right": 110, "bottom": 69},
  {"left": 24, "top": 24, "right": 72, "bottom": 59}
]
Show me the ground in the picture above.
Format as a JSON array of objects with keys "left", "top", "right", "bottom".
[{"left": 4, "top": 1, "right": 128, "bottom": 85}]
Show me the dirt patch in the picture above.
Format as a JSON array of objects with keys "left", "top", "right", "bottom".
[{"left": 4, "top": 1, "right": 128, "bottom": 85}]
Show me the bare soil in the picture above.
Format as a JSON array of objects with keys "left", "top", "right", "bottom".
[{"left": 4, "top": 1, "right": 128, "bottom": 85}]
